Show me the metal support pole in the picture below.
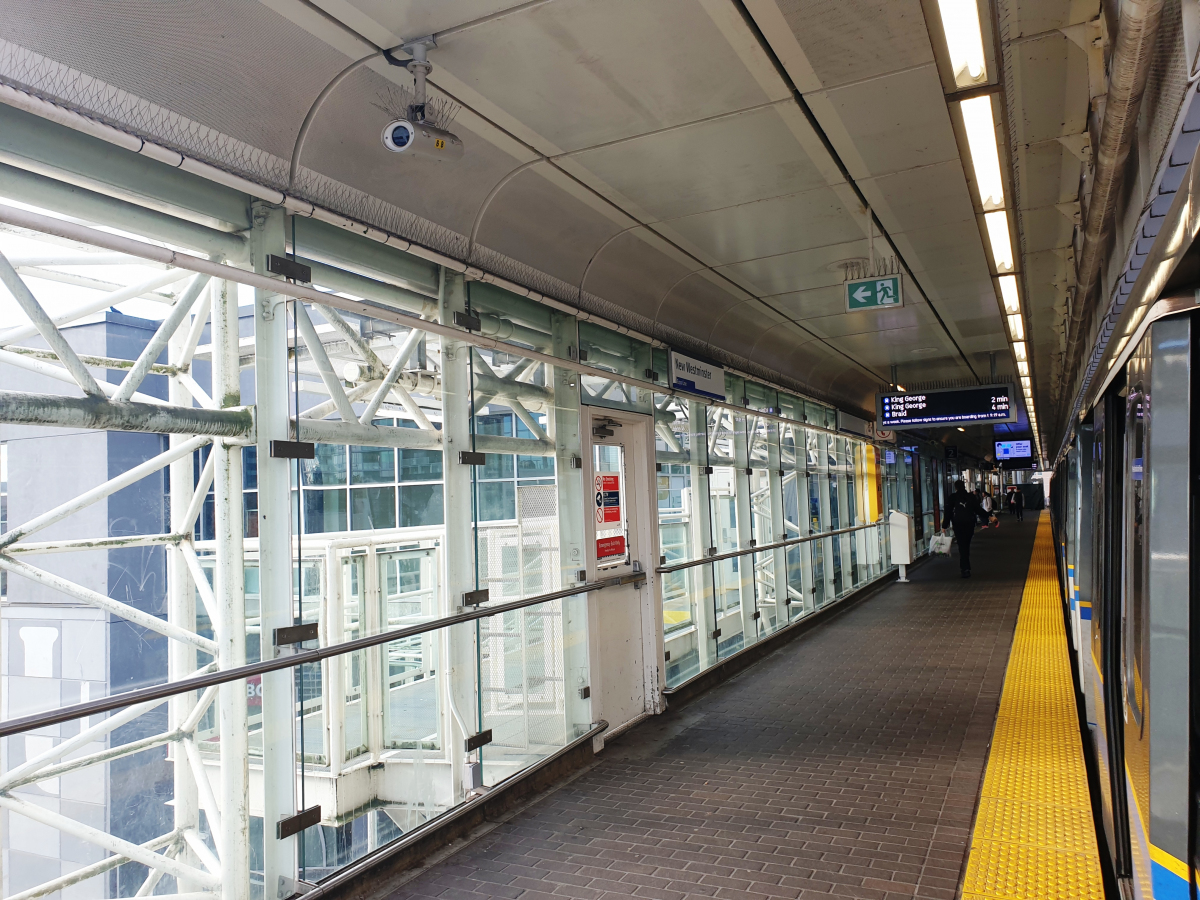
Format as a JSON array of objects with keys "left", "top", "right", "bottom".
[
  {"left": 167, "top": 322, "right": 200, "bottom": 889},
  {"left": 212, "top": 273, "right": 248, "bottom": 898},
  {"left": 767, "top": 422, "right": 787, "bottom": 632},
  {"left": 797, "top": 431, "right": 816, "bottom": 615},
  {"left": 250, "top": 203, "right": 297, "bottom": 898},
  {"left": 550, "top": 311, "right": 591, "bottom": 731},
  {"left": 689, "top": 400, "right": 717, "bottom": 671},
  {"left": 732, "top": 414, "right": 757, "bottom": 648},
  {"left": 440, "top": 270, "right": 478, "bottom": 802}
]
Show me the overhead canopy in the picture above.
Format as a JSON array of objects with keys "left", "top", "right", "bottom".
[{"left": 0, "top": 0, "right": 1100, "bottom": 420}]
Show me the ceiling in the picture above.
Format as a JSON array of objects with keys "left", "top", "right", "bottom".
[{"left": 0, "top": 0, "right": 1097, "bottom": 424}]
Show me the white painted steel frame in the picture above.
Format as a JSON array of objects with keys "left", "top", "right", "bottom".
[{"left": 0, "top": 162, "right": 878, "bottom": 900}]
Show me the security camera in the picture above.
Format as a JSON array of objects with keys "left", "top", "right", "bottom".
[
  {"left": 382, "top": 120, "right": 416, "bottom": 152},
  {"left": 381, "top": 119, "right": 464, "bottom": 161}
]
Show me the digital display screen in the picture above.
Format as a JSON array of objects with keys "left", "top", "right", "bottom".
[
  {"left": 876, "top": 385, "right": 1015, "bottom": 428},
  {"left": 995, "top": 440, "right": 1032, "bottom": 459}
]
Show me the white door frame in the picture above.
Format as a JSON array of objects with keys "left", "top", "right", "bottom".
[{"left": 582, "top": 407, "right": 662, "bottom": 748}]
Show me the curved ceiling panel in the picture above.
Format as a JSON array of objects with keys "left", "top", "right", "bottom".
[
  {"left": 655, "top": 272, "right": 744, "bottom": 341},
  {"left": 578, "top": 230, "right": 693, "bottom": 321},
  {"left": 473, "top": 167, "right": 626, "bottom": 285}
]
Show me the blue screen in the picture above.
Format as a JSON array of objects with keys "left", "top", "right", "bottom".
[{"left": 995, "top": 440, "right": 1031, "bottom": 459}]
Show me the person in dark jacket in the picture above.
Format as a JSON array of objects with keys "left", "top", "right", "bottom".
[
  {"left": 942, "top": 480, "right": 981, "bottom": 577},
  {"left": 1012, "top": 487, "right": 1025, "bottom": 521}
]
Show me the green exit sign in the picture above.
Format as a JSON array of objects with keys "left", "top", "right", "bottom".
[{"left": 846, "top": 275, "right": 903, "bottom": 311}]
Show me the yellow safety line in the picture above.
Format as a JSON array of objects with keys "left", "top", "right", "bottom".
[{"left": 961, "top": 513, "right": 1105, "bottom": 900}]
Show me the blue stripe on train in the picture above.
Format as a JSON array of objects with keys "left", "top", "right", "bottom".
[{"left": 1152, "top": 860, "right": 1190, "bottom": 899}]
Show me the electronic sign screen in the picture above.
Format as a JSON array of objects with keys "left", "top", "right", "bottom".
[
  {"left": 995, "top": 440, "right": 1032, "bottom": 459},
  {"left": 876, "top": 385, "right": 1015, "bottom": 428}
]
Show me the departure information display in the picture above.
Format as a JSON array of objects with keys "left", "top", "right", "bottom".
[
  {"left": 876, "top": 385, "right": 1015, "bottom": 428},
  {"left": 995, "top": 440, "right": 1032, "bottom": 459}
]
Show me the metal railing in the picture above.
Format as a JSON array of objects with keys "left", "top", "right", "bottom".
[
  {"left": 656, "top": 520, "right": 885, "bottom": 574},
  {"left": 0, "top": 570, "right": 645, "bottom": 739}
]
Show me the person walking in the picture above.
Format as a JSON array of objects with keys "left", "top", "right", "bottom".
[
  {"left": 1012, "top": 486, "right": 1025, "bottom": 522},
  {"left": 943, "top": 480, "right": 981, "bottom": 577}
]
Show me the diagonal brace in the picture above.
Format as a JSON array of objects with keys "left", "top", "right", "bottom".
[
  {"left": 0, "top": 250, "right": 105, "bottom": 396},
  {"left": 112, "top": 273, "right": 211, "bottom": 402},
  {"left": 295, "top": 302, "right": 358, "bottom": 422}
]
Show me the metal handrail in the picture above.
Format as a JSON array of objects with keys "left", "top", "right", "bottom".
[
  {"left": 656, "top": 520, "right": 884, "bottom": 574},
  {"left": 0, "top": 570, "right": 645, "bottom": 739}
]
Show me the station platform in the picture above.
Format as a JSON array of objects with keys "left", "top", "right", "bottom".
[{"left": 380, "top": 514, "right": 1103, "bottom": 900}]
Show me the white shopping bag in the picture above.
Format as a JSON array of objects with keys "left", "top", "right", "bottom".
[{"left": 929, "top": 533, "right": 952, "bottom": 556}]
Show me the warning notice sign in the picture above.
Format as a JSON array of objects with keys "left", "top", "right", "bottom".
[
  {"left": 594, "top": 474, "right": 621, "bottom": 524},
  {"left": 596, "top": 535, "right": 626, "bottom": 560}
]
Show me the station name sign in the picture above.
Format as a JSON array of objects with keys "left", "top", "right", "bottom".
[
  {"left": 669, "top": 351, "right": 725, "bottom": 401},
  {"left": 876, "top": 384, "right": 1015, "bottom": 428}
]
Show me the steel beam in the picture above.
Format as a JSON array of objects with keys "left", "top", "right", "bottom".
[{"left": 0, "top": 389, "right": 252, "bottom": 436}]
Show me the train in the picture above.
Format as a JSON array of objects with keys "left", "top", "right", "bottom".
[{"left": 1052, "top": 309, "right": 1198, "bottom": 899}]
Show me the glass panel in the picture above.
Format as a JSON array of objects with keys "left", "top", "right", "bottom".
[
  {"left": 350, "top": 445, "right": 395, "bottom": 484},
  {"left": 472, "top": 349, "right": 564, "bottom": 608},
  {"left": 303, "top": 488, "right": 348, "bottom": 533},
  {"left": 301, "top": 444, "right": 348, "bottom": 486},
  {"left": 654, "top": 394, "right": 709, "bottom": 565},
  {"left": 593, "top": 443, "right": 630, "bottom": 569},
  {"left": 743, "top": 380, "right": 778, "bottom": 414},
  {"left": 749, "top": 465, "right": 780, "bottom": 635},
  {"left": 341, "top": 554, "right": 368, "bottom": 762},
  {"left": 578, "top": 321, "right": 652, "bottom": 414},
  {"left": 707, "top": 406, "right": 743, "bottom": 657},
  {"left": 378, "top": 548, "right": 441, "bottom": 749},
  {"left": 399, "top": 483, "right": 444, "bottom": 528},
  {"left": 351, "top": 485, "right": 396, "bottom": 530},
  {"left": 662, "top": 566, "right": 707, "bottom": 688}
]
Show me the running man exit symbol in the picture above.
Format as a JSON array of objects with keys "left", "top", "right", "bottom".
[{"left": 846, "top": 275, "right": 903, "bottom": 311}]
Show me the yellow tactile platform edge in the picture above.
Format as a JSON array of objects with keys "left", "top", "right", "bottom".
[{"left": 961, "top": 513, "right": 1105, "bottom": 900}]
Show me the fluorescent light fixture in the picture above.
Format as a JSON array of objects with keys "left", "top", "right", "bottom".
[
  {"left": 1012, "top": 341, "right": 1027, "bottom": 361},
  {"left": 1021, "top": 376, "right": 1031, "bottom": 389},
  {"left": 998, "top": 275, "right": 1020, "bottom": 314},
  {"left": 937, "top": 0, "right": 987, "bottom": 86},
  {"left": 960, "top": 96, "right": 1005, "bottom": 209},
  {"left": 957, "top": 427, "right": 966, "bottom": 432},
  {"left": 1017, "top": 360, "right": 1029, "bottom": 376},
  {"left": 986, "top": 213, "right": 1015, "bottom": 273},
  {"left": 1007, "top": 313, "right": 1025, "bottom": 341}
]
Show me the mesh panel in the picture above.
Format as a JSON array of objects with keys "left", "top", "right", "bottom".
[{"left": 1142, "top": 0, "right": 1189, "bottom": 177}]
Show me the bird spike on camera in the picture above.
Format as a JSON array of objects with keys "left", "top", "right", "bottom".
[{"left": 378, "top": 38, "right": 461, "bottom": 131}]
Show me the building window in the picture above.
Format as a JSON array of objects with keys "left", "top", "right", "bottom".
[
  {"left": 279, "top": 419, "right": 446, "bottom": 535},
  {"left": 473, "top": 410, "right": 554, "bottom": 523}
]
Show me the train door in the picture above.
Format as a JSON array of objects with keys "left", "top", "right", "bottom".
[
  {"left": 1092, "top": 379, "right": 1133, "bottom": 877},
  {"left": 583, "top": 408, "right": 659, "bottom": 746}
]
